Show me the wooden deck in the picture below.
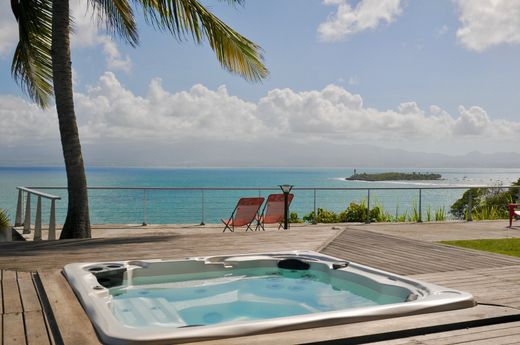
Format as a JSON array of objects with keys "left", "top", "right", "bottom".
[
  {"left": 0, "top": 228, "right": 338, "bottom": 271},
  {"left": 1, "top": 270, "right": 51, "bottom": 345},
  {"left": 320, "top": 228, "right": 520, "bottom": 275},
  {"left": 2, "top": 225, "right": 520, "bottom": 344}
]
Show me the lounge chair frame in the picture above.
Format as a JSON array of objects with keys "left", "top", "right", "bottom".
[
  {"left": 255, "top": 193, "right": 294, "bottom": 231},
  {"left": 222, "top": 197, "right": 264, "bottom": 232}
]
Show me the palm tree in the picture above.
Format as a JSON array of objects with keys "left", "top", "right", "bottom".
[{"left": 10, "top": 0, "right": 268, "bottom": 239}]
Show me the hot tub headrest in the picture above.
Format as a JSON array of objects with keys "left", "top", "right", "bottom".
[{"left": 277, "top": 259, "right": 310, "bottom": 270}]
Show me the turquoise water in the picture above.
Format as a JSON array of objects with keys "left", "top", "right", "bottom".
[
  {"left": 1, "top": 166, "right": 519, "bottom": 225},
  {"left": 110, "top": 267, "right": 407, "bottom": 327}
]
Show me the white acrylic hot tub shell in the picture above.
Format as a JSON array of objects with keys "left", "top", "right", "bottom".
[{"left": 63, "top": 251, "right": 475, "bottom": 345}]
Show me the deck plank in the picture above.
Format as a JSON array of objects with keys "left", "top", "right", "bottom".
[
  {"left": 2, "top": 270, "right": 22, "bottom": 314},
  {"left": 424, "top": 326, "right": 520, "bottom": 344},
  {"left": 17, "top": 272, "right": 41, "bottom": 312},
  {"left": 24, "top": 310, "right": 51, "bottom": 345},
  {"left": 0, "top": 270, "right": 3, "bottom": 314},
  {"left": 410, "top": 265, "right": 520, "bottom": 308},
  {"left": 371, "top": 321, "right": 520, "bottom": 344},
  {"left": 3, "top": 312, "right": 26, "bottom": 345},
  {"left": 0, "top": 229, "right": 339, "bottom": 271},
  {"left": 187, "top": 305, "right": 520, "bottom": 345},
  {"left": 320, "top": 228, "right": 520, "bottom": 275},
  {"left": 37, "top": 269, "right": 101, "bottom": 345},
  {"left": 467, "top": 334, "right": 520, "bottom": 345}
]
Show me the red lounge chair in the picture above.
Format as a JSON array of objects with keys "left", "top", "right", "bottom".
[
  {"left": 222, "top": 197, "right": 265, "bottom": 232},
  {"left": 256, "top": 193, "right": 294, "bottom": 231},
  {"left": 508, "top": 204, "right": 520, "bottom": 227}
]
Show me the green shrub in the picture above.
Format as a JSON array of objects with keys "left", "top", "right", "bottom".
[
  {"left": 409, "top": 202, "right": 420, "bottom": 222},
  {"left": 339, "top": 202, "right": 367, "bottom": 222},
  {"left": 289, "top": 212, "right": 303, "bottom": 223},
  {"left": 301, "top": 200, "right": 452, "bottom": 224},
  {"left": 0, "top": 209, "right": 9, "bottom": 229},
  {"left": 482, "top": 191, "right": 512, "bottom": 218},
  {"left": 450, "top": 179, "right": 519, "bottom": 220},
  {"left": 450, "top": 188, "right": 487, "bottom": 219},
  {"left": 303, "top": 208, "right": 340, "bottom": 223},
  {"left": 435, "top": 207, "right": 446, "bottom": 221},
  {"left": 394, "top": 209, "right": 408, "bottom": 222},
  {"left": 338, "top": 201, "right": 389, "bottom": 223},
  {"left": 374, "top": 203, "right": 393, "bottom": 222},
  {"left": 472, "top": 205, "right": 502, "bottom": 220}
]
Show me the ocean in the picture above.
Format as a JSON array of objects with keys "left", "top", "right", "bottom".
[{"left": 1, "top": 166, "right": 519, "bottom": 225}]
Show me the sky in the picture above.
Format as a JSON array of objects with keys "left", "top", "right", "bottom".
[{"left": 1, "top": 0, "right": 520, "bottom": 167}]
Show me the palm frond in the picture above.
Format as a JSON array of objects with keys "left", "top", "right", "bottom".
[
  {"left": 135, "top": 0, "right": 268, "bottom": 81},
  {"left": 0, "top": 209, "right": 10, "bottom": 229},
  {"left": 89, "top": 0, "right": 139, "bottom": 46},
  {"left": 11, "top": 0, "right": 53, "bottom": 108}
]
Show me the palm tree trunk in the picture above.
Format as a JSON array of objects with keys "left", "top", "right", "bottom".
[{"left": 52, "top": 0, "right": 91, "bottom": 239}]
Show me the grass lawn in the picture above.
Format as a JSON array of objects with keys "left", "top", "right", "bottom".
[{"left": 440, "top": 238, "right": 520, "bottom": 258}]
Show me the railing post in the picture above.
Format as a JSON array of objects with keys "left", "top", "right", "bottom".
[
  {"left": 23, "top": 192, "right": 31, "bottom": 234},
  {"left": 365, "top": 189, "right": 371, "bottom": 224},
  {"left": 142, "top": 189, "right": 147, "bottom": 226},
  {"left": 4, "top": 224, "right": 12, "bottom": 241},
  {"left": 49, "top": 199, "right": 56, "bottom": 240},
  {"left": 418, "top": 189, "right": 422, "bottom": 223},
  {"left": 200, "top": 189, "right": 205, "bottom": 226},
  {"left": 279, "top": 185, "right": 293, "bottom": 230},
  {"left": 467, "top": 189, "right": 473, "bottom": 222},
  {"left": 34, "top": 196, "right": 42, "bottom": 240},
  {"left": 313, "top": 189, "right": 317, "bottom": 224},
  {"left": 15, "top": 189, "right": 23, "bottom": 226}
]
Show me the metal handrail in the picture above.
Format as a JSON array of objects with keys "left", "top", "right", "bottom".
[
  {"left": 26, "top": 185, "right": 512, "bottom": 191},
  {"left": 17, "top": 186, "right": 62, "bottom": 199},
  {"left": 15, "top": 186, "right": 61, "bottom": 240},
  {"left": 18, "top": 184, "right": 518, "bottom": 227}
]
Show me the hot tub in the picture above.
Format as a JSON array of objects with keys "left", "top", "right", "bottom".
[{"left": 64, "top": 251, "right": 475, "bottom": 344}]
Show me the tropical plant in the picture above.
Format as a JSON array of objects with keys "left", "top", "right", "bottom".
[
  {"left": 409, "top": 201, "right": 420, "bottom": 222},
  {"left": 450, "top": 188, "right": 487, "bottom": 219},
  {"left": 450, "top": 180, "right": 519, "bottom": 221},
  {"left": 435, "top": 207, "right": 446, "bottom": 221},
  {"left": 338, "top": 201, "right": 386, "bottom": 223},
  {"left": 0, "top": 209, "right": 10, "bottom": 229},
  {"left": 471, "top": 205, "right": 503, "bottom": 221},
  {"left": 339, "top": 202, "right": 367, "bottom": 222},
  {"left": 0, "top": 209, "right": 11, "bottom": 241},
  {"left": 303, "top": 208, "right": 340, "bottom": 223},
  {"left": 288, "top": 212, "right": 303, "bottom": 224},
  {"left": 10, "top": 0, "right": 268, "bottom": 238},
  {"left": 394, "top": 207, "right": 408, "bottom": 222}
]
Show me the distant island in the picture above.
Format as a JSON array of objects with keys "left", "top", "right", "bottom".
[{"left": 346, "top": 172, "right": 442, "bottom": 181}]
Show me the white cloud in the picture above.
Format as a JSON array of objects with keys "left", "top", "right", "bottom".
[
  {"left": 318, "top": 0, "right": 402, "bottom": 41},
  {"left": 453, "top": 105, "right": 490, "bottom": 135},
  {"left": 75, "top": 72, "right": 261, "bottom": 142},
  {"left": 0, "top": 96, "right": 58, "bottom": 145},
  {"left": 70, "top": 0, "right": 132, "bottom": 72},
  {"left": 2, "top": 73, "right": 520, "bottom": 158},
  {"left": 455, "top": 0, "right": 520, "bottom": 52}
]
